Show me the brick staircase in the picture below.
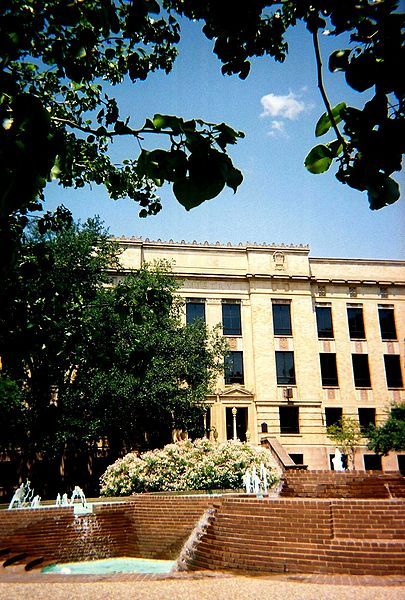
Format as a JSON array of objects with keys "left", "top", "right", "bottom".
[
  {"left": 280, "top": 470, "right": 405, "bottom": 499},
  {"left": 186, "top": 495, "right": 405, "bottom": 575}
]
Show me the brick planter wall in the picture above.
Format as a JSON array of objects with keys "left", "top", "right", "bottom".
[{"left": 0, "top": 495, "right": 214, "bottom": 562}]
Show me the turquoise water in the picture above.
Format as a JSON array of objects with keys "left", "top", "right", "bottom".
[{"left": 42, "top": 557, "right": 176, "bottom": 575}]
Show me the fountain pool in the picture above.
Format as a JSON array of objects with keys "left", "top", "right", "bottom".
[{"left": 42, "top": 557, "right": 176, "bottom": 575}]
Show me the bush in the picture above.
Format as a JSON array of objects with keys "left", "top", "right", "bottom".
[{"left": 100, "top": 438, "right": 280, "bottom": 496}]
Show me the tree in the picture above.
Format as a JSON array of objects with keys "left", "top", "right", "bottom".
[
  {"left": 0, "top": 219, "right": 227, "bottom": 494},
  {"left": 1, "top": 0, "right": 402, "bottom": 252},
  {"left": 0, "top": 217, "right": 119, "bottom": 490},
  {"left": 59, "top": 266, "right": 227, "bottom": 462},
  {"left": 327, "top": 416, "right": 363, "bottom": 470},
  {"left": 367, "top": 403, "right": 405, "bottom": 455}
]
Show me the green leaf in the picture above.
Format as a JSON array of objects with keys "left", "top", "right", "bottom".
[
  {"left": 315, "top": 103, "right": 346, "bottom": 137},
  {"left": 328, "top": 49, "right": 351, "bottom": 73},
  {"left": 304, "top": 145, "right": 333, "bottom": 174},
  {"left": 152, "top": 114, "right": 183, "bottom": 133},
  {"left": 225, "top": 167, "right": 243, "bottom": 192},
  {"left": 173, "top": 176, "right": 225, "bottom": 210},
  {"left": 367, "top": 177, "right": 400, "bottom": 210},
  {"left": 327, "top": 139, "right": 344, "bottom": 157}
]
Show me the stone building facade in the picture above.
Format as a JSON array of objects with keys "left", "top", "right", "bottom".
[{"left": 116, "top": 237, "right": 405, "bottom": 472}]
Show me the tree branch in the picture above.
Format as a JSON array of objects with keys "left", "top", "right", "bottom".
[{"left": 312, "top": 30, "right": 349, "bottom": 158}]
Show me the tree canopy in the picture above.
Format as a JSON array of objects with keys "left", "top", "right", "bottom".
[
  {"left": 367, "top": 403, "right": 405, "bottom": 455},
  {"left": 1, "top": 0, "right": 402, "bottom": 253},
  {"left": 0, "top": 218, "right": 226, "bottom": 495}
]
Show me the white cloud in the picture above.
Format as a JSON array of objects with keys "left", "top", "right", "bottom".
[
  {"left": 267, "top": 120, "right": 287, "bottom": 137},
  {"left": 260, "top": 91, "right": 305, "bottom": 120}
]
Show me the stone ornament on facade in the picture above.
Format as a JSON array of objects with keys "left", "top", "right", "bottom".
[
  {"left": 349, "top": 286, "right": 357, "bottom": 298},
  {"left": 380, "top": 286, "right": 389, "bottom": 298},
  {"left": 273, "top": 251, "right": 286, "bottom": 271},
  {"left": 317, "top": 285, "right": 326, "bottom": 297}
]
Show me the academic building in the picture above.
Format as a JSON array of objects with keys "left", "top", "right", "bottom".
[{"left": 116, "top": 237, "right": 405, "bottom": 472}]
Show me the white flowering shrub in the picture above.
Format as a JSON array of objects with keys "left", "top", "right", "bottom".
[{"left": 100, "top": 439, "right": 280, "bottom": 496}]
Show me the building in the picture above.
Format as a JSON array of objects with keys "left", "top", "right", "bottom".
[{"left": 115, "top": 237, "right": 405, "bottom": 472}]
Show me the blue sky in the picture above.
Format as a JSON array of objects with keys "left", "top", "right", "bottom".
[{"left": 44, "top": 18, "right": 404, "bottom": 259}]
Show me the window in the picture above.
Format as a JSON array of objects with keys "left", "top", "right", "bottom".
[
  {"left": 364, "top": 454, "right": 382, "bottom": 471},
  {"left": 347, "top": 305, "right": 366, "bottom": 339},
  {"left": 272, "top": 303, "right": 292, "bottom": 336},
  {"left": 320, "top": 353, "right": 339, "bottom": 386},
  {"left": 325, "top": 407, "right": 342, "bottom": 428},
  {"left": 275, "top": 351, "right": 296, "bottom": 385},
  {"left": 358, "top": 408, "right": 376, "bottom": 435},
  {"left": 398, "top": 455, "right": 405, "bottom": 476},
  {"left": 352, "top": 354, "right": 371, "bottom": 387},
  {"left": 279, "top": 406, "right": 299, "bottom": 434},
  {"left": 261, "top": 422, "right": 268, "bottom": 433},
  {"left": 224, "top": 351, "right": 244, "bottom": 385},
  {"left": 384, "top": 355, "right": 403, "bottom": 388},
  {"left": 186, "top": 299, "right": 205, "bottom": 325},
  {"left": 378, "top": 306, "right": 397, "bottom": 340},
  {"left": 316, "top": 305, "right": 334, "bottom": 338},
  {"left": 222, "top": 301, "right": 241, "bottom": 336},
  {"left": 289, "top": 453, "right": 304, "bottom": 465}
]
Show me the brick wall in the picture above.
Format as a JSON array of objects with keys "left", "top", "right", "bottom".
[{"left": 280, "top": 470, "right": 405, "bottom": 498}]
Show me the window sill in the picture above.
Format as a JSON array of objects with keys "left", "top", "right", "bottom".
[
  {"left": 350, "top": 338, "right": 366, "bottom": 341},
  {"left": 318, "top": 336, "right": 335, "bottom": 340},
  {"left": 223, "top": 334, "right": 242, "bottom": 338},
  {"left": 388, "top": 387, "right": 404, "bottom": 390},
  {"left": 382, "top": 338, "right": 398, "bottom": 342},
  {"left": 280, "top": 433, "right": 302, "bottom": 437},
  {"left": 274, "top": 334, "right": 293, "bottom": 338},
  {"left": 355, "top": 387, "right": 372, "bottom": 390},
  {"left": 322, "top": 385, "right": 339, "bottom": 389}
]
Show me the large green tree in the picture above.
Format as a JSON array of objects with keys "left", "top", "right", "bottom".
[
  {"left": 367, "top": 403, "right": 405, "bottom": 455},
  {"left": 1, "top": 0, "right": 402, "bottom": 249},
  {"left": 0, "top": 218, "right": 226, "bottom": 495}
]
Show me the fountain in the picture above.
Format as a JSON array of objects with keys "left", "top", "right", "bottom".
[
  {"left": 8, "top": 480, "right": 35, "bottom": 509},
  {"left": 8, "top": 482, "right": 92, "bottom": 514},
  {"left": 242, "top": 463, "right": 270, "bottom": 497},
  {"left": 332, "top": 448, "right": 345, "bottom": 471}
]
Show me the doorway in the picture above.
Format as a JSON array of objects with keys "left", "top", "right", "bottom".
[{"left": 226, "top": 407, "right": 248, "bottom": 442}]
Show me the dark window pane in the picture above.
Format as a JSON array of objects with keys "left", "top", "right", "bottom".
[
  {"left": 352, "top": 354, "right": 371, "bottom": 387},
  {"left": 222, "top": 303, "right": 241, "bottom": 336},
  {"left": 378, "top": 308, "right": 397, "bottom": 340},
  {"left": 279, "top": 406, "right": 299, "bottom": 434},
  {"left": 364, "top": 455, "right": 382, "bottom": 471},
  {"left": 272, "top": 304, "right": 292, "bottom": 336},
  {"left": 325, "top": 407, "right": 342, "bottom": 428},
  {"left": 224, "top": 351, "right": 244, "bottom": 385},
  {"left": 186, "top": 301, "right": 205, "bottom": 325},
  {"left": 275, "top": 351, "right": 296, "bottom": 385},
  {"left": 316, "top": 306, "right": 334, "bottom": 338},
  {"left": 358, "top": 408, "right": 376, "bottom": 435},
  {"left": 398, "top": 455, "right": 405, "bottom": 476},
  {"left": 289, "top": 453, "right": 304, "bottom": 465},
  {"left": 347, "top": 307, "right": 365, "bottom": 339},
  {"left": 384, "top": 355, "right": 403, "bottom": 388},
  {"left": 261, "top": 422, "right": 268, "bottom": 433},
  {"left": 320, "top": 353, "right": 339, "bottom": 386}
]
